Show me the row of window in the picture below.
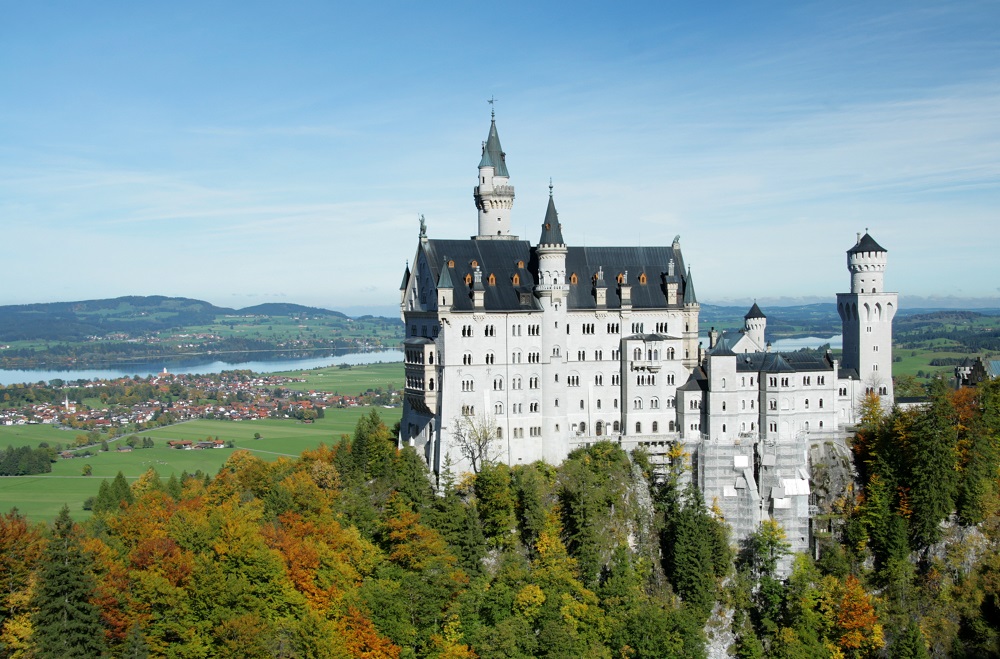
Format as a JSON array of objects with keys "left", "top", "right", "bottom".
[
  {"left": 404, "top": 349, "right": 434, "bottom": 364},
  {"left": 765, "top": 375, "right": 827, "bottom": 387},
  {"left": 409, "top": 324, "right": 440, "bottom": 338}
]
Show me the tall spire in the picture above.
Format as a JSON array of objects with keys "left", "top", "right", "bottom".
[
  {"left": 539, "top": 186, "right": 564, "bottom": 245},
  {"left": 683, "top": 266, "right": 698, "bottom": 305},
  {"left": 478, "top": 117, "right": 509, "bottom": 177},
  {"left": 474, "top": 111, "right": 515, "bottom": 239}
]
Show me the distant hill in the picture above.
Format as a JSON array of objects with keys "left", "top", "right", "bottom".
[
  {"left": 0, "top": 296, "right": 369, "bottom": 342},
  {"left": 236, "top": 303, "right": 347, "bottom": 318}
]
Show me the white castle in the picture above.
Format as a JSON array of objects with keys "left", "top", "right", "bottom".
[{"left": 399, "top": 115, "right": 896, "bottom": 557}]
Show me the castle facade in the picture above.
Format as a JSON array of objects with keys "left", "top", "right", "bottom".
[{"left": 399, "top": 115, "right": 897, "bottom": 556}]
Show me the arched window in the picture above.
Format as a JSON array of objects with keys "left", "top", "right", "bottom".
[
  {"left": 652, "top": 421, "right": 658, "bottom": 433},
  {"left": 428, "top": 378, "right": 434, "bottom": 391},
  {"left": 496, "top": 427, "right": 503, "bottom": 439},
  {"left": 613, "top": 421, "right": 621, "bottom": 432},
  {"left": 635, "top": 422, "right": 642, "bottom": 434},
  {"left": 596, "top": 421, "right": 603, "bottom": 436},
  {"left": 579, "top": 422, "right": 586, "bottom": 433}
]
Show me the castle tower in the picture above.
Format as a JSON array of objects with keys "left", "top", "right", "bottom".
[
  {"left": 837, "top": 231, "right": 897, "bottom": 407},
  {"left": 744, "top": 302, "right": 767, "bottom": 350},
  {"left": 474, "top": 113, "right": 516, "bottom": 239},
  {"left": 536, "top": 188, "right": 570, "bottom": 464},
  {"left": 535, "top": 187, "right": 568, "bottom": 302}
]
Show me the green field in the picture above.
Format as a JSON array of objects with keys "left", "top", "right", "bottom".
[
  {"left": 0, "top": 406, "right": 402, "bottom": 522},
  {"left": 271, "top": 362, "right": 403, "bottom": 393}
]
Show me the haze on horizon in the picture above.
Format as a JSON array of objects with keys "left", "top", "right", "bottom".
[{"left": 1, "top": 1, "right": 998, "bottom": 313}]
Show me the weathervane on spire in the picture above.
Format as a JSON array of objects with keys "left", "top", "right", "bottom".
[
  {"left": 549, "top": 178, "right": 553, "bottom": 196},
  {"left": 487, "top": 95, "right": 497, "bottom": 119}
]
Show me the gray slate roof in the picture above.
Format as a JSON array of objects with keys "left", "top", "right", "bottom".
[
  {"left": 478, "top": 120, "right": 509, "bottom": 177},
  {"left": 848, "top": 232, "right": 887, "bottom": 254},
  {"left": 745, "top": 302, "right": 766, "bottom": 319},
  {"left": 420, "top": 238, "right": 694, "bottom": 313},
  {"left": 683, "top": 267, "right": 697, "bottom": 305},
  {"left": 539, "top": 195, "right": 564, "bottom": 245}
]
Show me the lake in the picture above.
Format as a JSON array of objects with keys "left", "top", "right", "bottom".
[{"left": 0, "top": 349, "right": 404, "bottom": 386}]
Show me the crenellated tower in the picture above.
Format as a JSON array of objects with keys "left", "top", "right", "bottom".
[
  {"left": 474, "top": 112, "right": 516, "bottom": 239},
  {"left": 837, "top": 231, "right": 896, "bottom": 407}
]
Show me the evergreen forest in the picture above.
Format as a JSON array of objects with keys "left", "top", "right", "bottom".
[{"left": 2, "top": 381, "right": 1000, "bottom": 658}]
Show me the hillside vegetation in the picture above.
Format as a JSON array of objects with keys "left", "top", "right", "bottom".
[{"left": 4, "top": 381, "right": 1000, "bottom": 657}]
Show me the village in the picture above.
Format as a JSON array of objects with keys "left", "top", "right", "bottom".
[{"left": 0, "top": 368, "right": 400, "bottom": 434}]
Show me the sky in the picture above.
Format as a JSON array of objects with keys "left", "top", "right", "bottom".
[{"left": 1, "top": 1, "right": 998, "bottom": 316}]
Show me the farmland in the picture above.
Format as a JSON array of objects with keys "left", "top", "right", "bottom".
[{"left": 0, "top": 405, "right": 401, "bottom": 521}]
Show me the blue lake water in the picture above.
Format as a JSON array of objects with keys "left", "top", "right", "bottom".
[{"left": 0, "top": 349, "right": 404, "bottom": 386}]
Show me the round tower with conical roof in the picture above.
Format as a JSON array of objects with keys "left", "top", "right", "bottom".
[
  {"left": 744, "top": 302, "right": 767, "bottom": 349},
  {"left": 474, "top": 114, "right": 516, "bottom": 239}
]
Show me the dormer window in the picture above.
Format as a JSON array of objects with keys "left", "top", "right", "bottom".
[
  {"left": 488, "top": 273, "right": 496, "bottom": 286},
  {"left": 464, "top": 273, "right": 472, "bottom": 286},
  {"left": 517, "top": 260, "right": 524, "bottom": 268},
  {"left": 470, "top": 259, "right": 478, "bottom": 268},
  {"left": 570, "top": 273, "right": 578, "bottom": 285},
  {"left": 617, "top": 273, "right": 624, "bottom": 284},
  {"left": 512, "top": 273, "right": 521, "bottom": 285},
  {"left": 448, "top": 259, "right": 455, "bottom": 268},
  {"left": 638, "top": 273, "right": 647, "bottom": 285}
]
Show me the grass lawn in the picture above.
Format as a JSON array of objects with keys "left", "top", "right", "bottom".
[
  {"left": 270, "top": 362, "right": 403, "bottom": 394},
  {"left": 0, "top": 406, "right": 402, "bottom": 522},
  {"left": 893, "top": 348, "right": 971, "bottom": 378}
]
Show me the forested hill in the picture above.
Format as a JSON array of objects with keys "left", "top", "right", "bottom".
[{"left": 0, "top": 296, "right": 357, "bottom": 341}]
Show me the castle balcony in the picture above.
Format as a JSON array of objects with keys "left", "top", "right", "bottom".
[
  {"left": 473, "top": 184, "right": 515, "bottom": 197},
  {"left": 630, "top": 361, "right": 661, "bottom": 373}
]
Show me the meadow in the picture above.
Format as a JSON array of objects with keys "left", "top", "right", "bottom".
[
  {"left": 0, "top": 405, "right": 402, "bottom": 521},
  {"left": 271, "top": 361, "right": 403, "bottom": 393}
]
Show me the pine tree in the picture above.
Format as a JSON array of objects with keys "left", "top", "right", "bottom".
[
  {"left": 31, "top": 505, "right": 106, "bottom": 658},
  {"left": 906, "top": 381, "right": 958, "bottom": 548}
]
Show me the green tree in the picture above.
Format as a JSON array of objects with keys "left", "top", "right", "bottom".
[
  {"left": 30, "top": 506, "right": 107, "bottom": 658},
  {"left": 81, "top": 463, "right": 92, "bottom": 476},
  {"left": 475, "top": 462, "right": 516, "bottom": 549},
  {"left": 906, "top": 381, "right": 958, "bottom": 548}
]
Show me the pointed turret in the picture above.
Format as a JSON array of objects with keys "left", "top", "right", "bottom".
[
  {"left": 538, "top": 191, "right": 564, "bottom": 245},
  {"left": 683, "top": 267, "right": 698, "bottom": 305},
  {"left": 745, "top": 302, "right": 766, "bottom": 319},
  {"left": 399, "top": 262, "right": 410, "bottom": 291},
  {"left": 479, "top": 119, "right": 509, "bottom": 177},
  {"left": 437, "top": 259, "right": 454, "bottom": 309},
  {"left": 474, "top": 115, "right": 516, "bottom": 239}
]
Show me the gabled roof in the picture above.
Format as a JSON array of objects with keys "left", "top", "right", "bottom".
[
  {"left": 539, "top": 194, "right": 565, "bottom": 245},
  {"left": 399, "top": 264, "right": 410, "bottom": 291},
  {"left": 848, "top": 232, "right": 887, "bottom": 254},
  {"left": 478, "top": 119, "right": 509, "bottom": 177},
  {"left": 745, "top": 302, "right": 766, "bottom": 319}
]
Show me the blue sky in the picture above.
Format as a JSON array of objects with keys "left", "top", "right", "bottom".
[{"left": 1, "top": 1, "right": 998, "bottom": 315}]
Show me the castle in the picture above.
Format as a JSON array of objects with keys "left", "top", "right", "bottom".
[{"left": 399, "top": 114, "right": 896, "bottom": 557}]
